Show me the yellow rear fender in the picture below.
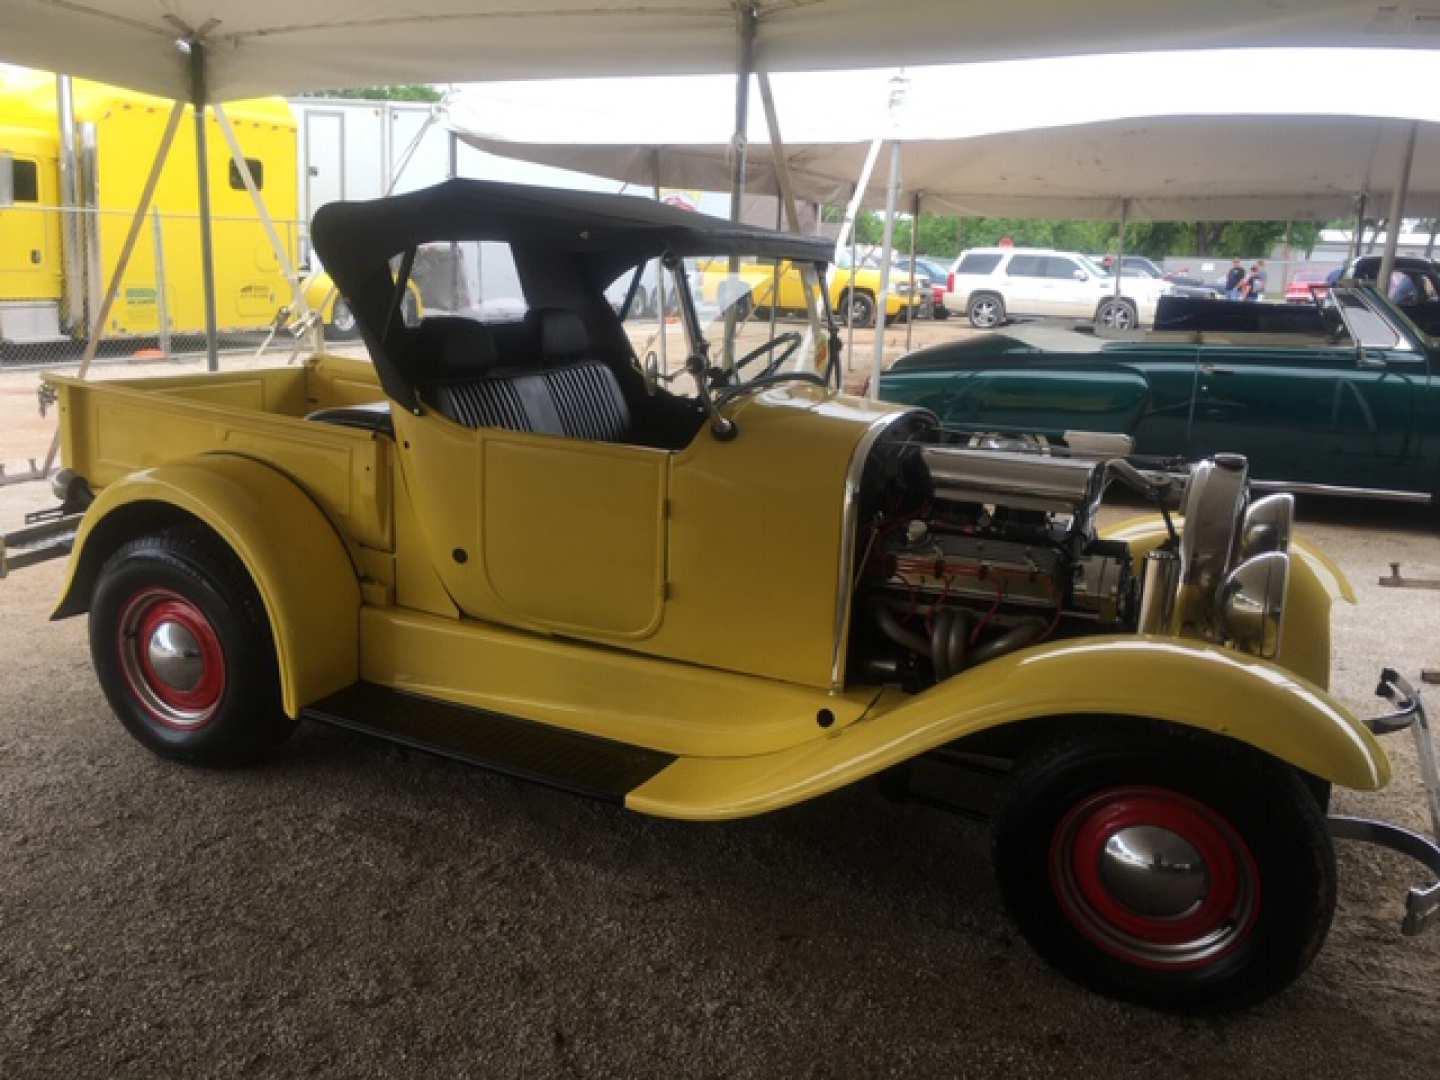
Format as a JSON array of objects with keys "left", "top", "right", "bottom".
[
  {"left": 627, "top": 636, "right": 1388, "bottom": 821},
  {"left": 54, "top": 454, "right": 361, "bottom": 717}
]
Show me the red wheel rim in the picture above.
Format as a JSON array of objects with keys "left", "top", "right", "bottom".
[
  {"left": 1049, "top": 786, "right": 1260, "bottom": 970},
  {"left": 117, "top": 587, "right": 226, "bottom": 730}
]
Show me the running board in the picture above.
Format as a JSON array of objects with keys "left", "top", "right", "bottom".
[{"left": 301, "top": 682, "right": 676, "bottom": 804}]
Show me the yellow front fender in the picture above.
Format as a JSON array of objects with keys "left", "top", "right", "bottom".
[
  {"left": 54, "top": 454, "right": 360, "bottom": 717},
  {"left": 627, "top": 636, "right": 1388, "bottom": 821},
  {"left": 1103, "top": 513, "right": 1354, "bottom": 690}
]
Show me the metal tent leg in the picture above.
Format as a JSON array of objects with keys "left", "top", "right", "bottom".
[
  {"left": 189, "top": 42, "right": 220, "bottom": 372},
  {"left": 41, "top": 102, "right": 186, "bottom": 476},
  {"left": 1378, "top": 121, "right": 1419, "bottom": 291}
]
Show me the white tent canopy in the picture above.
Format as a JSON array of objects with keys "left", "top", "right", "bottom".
[
  {"left": 463, "top": 114, "right": 1440, "bottom": 221},
  {"left": 2, "top": 0, "right": 1438, "bottom": 103}
]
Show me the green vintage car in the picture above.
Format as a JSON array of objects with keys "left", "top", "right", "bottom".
[{"left": 880, "top": 286, "right": 1440, "bottom": 503}]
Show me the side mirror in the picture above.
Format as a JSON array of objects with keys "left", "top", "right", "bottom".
[
  {"left": 1358, "top": 351, "right": 1390, "bottom": 370},
  {"left": 0, "top": 153, "right": 13, "bottom": 207},
  {"left": 1072, "top": 269, "right": 1088, "bottom": 281}
]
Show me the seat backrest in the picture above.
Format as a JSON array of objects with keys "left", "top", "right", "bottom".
[{"left": 417, "top": 310, "right": 631, "bottom": 443}]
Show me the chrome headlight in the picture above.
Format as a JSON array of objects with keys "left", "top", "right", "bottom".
[
  {"left": 1239, "top": 493, "right": 1294, "bottom": 559},
  {"left": 1217, "top": 551, "right": 1290, "bottom": 658}
]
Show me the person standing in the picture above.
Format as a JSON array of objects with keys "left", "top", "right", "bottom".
[
  {"left": 1244, "top": 259, "right": 1268, "bottom": 302},
  {"left": 1224, "top": 257, "right": 1245, "bottom": 300}
]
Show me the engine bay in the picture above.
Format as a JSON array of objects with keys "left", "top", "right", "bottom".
[{"left": 847, "top": 424, "right": 1291, "bottom": 689}]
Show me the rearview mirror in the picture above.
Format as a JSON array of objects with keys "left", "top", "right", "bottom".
[
  {"left": 0, "top": 153, "right": 13, "bottom": 207},
  {"left": 643, "top": 350, "right": 660, "bottom": 395}
]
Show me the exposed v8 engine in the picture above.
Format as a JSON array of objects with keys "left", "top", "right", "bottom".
[{"left": 848, "top": 428, "right": 1291, "bottom": 689}]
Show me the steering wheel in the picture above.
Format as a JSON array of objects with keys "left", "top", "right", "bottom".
[{"left": 733, "top": 331, "right": 804, "bottom": 380}]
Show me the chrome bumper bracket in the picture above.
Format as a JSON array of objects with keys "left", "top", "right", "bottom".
[{"left": 1327, "top": 669, "right": 1440, "bottom": 935}]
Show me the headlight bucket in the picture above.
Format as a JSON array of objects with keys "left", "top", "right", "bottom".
[{"left": 1217, "top": 550, "right": 1290, "bottom": 658}]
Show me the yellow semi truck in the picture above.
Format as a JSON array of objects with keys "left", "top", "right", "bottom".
[{"left": 0, "top": 70, "right": 298, "bottom": 348}]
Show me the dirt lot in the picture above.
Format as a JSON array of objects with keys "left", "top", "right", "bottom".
[{"left": 1, "top": 332, "right": 1438, "bottom": 1078}]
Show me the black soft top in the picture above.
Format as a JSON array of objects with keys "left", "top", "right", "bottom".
[
  {"left": 312, "top": 178, "right": 834, "bottom": 268},
  {"left": 310, "top": 179, "right": 833, "bottom": 409}
]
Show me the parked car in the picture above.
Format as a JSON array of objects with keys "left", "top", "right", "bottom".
[
  {"left": 1344, "top": 254, "right": 1440, "bottom": 334},
  {"left": 1102, "top": 255, "right": 1222, "bottom": 300},
  {"left": 880, "top": 286, "right": 1440, "bottom": 502},
  {"left": 13, "top": 180, "right": 1438, "bottom": 1014},
  {"left": 947, "top": 247, "right": 1171, "bottom": 331},
  {"left": 879, "top": 254, "right": 952, "bottom": 318},
  {"left": 1284, "top": 268, "right": 1332, "bottom": 304},
  {"left": 695, "top": 251, "right": 923, "bottom": 327}
]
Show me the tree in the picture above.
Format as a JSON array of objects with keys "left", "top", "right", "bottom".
[{"left": 301, "top": 85, "right": 443, "bottom": 102}]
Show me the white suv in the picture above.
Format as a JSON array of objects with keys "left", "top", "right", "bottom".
[{"left": 947, "top": 247, "right": 1170, "bottom": 330}]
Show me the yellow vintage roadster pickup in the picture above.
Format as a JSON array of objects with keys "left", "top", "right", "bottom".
[{"left": 13, "top": 180, "right": 1439, "bottom": 1012}]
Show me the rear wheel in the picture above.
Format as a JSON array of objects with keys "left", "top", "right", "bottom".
[
  {"left": 967, "top": 293, "right": 1005, "bottom": 329},
  {"left": 991, "top": 728, "right": 1335, "bottom": 1012},
  {"left": 89, "top": 524, "right": 295, "bottom": 765}
]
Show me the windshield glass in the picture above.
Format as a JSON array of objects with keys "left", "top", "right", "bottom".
[{"left": 615, "top": 255, "right": 830, "bottom": 398}]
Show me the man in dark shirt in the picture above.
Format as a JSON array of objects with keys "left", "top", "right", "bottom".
[{"left": 1224, "top": 258, "right": 1245, "bottom": 299}]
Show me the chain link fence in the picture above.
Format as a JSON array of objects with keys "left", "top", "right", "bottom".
[{"left": 0, "top": 203, "right": 380, "bottom": 485}]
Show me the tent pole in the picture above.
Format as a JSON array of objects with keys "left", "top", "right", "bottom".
[
  {"left": 1114, "top": 198, "right": 1129, "bottom": 297},
  {"left": 43, "top": 102, "right": 185, "bottom": 476},
  {"left": 836, "top": 139, "right": 883, "bottom": 257},
  {"left": 1350, "top": 193, "right": 1367, "bottom": 264},
  {"left": 756, "top": 71, "right": 799, "bottom": 231},
  {"left": 868, "top": 140, "right": 901, "bottom": 401},
  {"left": 449, "top": 130, "right": 461, "bottom": 311},
  {"left": 723, "top": 2, "right": 757, "bottom": 369},
  {"left": 1426, "top": 221, "right": 1437, "bottom": 260},
  {"left": 905, "top": 192, "right": 919, "bottom": 354},
  {"left": 653, "top": 149, "right": 667, "bottom": 377},
  {"left": 846, "top": 186, "right": 858, "bottom": 370},
  {"left": 1378, "top": 121, "right": 1418, "bottom": 291},
  {"left": 213, "top": 104, "right": 311, "bottom": 333},
  {"left": 189, "top": 42, "right": 219, "bottom": 371}
]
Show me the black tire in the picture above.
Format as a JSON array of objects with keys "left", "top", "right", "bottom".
[
  {"left": 840, "top": 289, "right": 876, "bottom": 329},
  {"left": 967, "top": 292, "right": 1005, "bottom": 329},
  {"left": 89, "top": 524, "right": 296, "bottom": 766},
  {"left": 991, "top": 727, "right": 1335, "bottom": 1012},
  {"left": 1095, "top": 297, "right": 1138, "bottom": 331},
  {"left": 934, "top": 305, "right": 951, "bottom": 321},
  {"left": 326, "top": 297, "right": 361, "bottom": 340}
]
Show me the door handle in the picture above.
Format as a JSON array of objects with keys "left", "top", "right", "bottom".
[{"left": 1198, "top": 364, "right": 1234, "bottom": 376}]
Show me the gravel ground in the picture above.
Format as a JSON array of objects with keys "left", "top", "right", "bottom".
[{"left": 1, "top": 349, "right": 1439, "bottom": 1077}]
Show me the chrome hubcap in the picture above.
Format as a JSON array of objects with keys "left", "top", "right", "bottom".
[
  {"left": 1049, "top": 786, "right": 1260, "bottom": 969},
  {"left": 145, "top": 620, "right": 205, "bottom": 694},
  {"left": 117, "top": 589, "right": 226, "bottom": 731},
  {"left": 1099, "top": 826, "right": 1208, "bottom": 918}
]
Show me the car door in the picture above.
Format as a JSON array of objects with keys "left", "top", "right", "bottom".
[
  {"left": 1186, "top": 335, "right": 1353, "bottom": 484},
  {"left": 1325, "top": 289, "right": 1428, "bottom": 492},
  {"left": 1041, "top": 255, "right": 1093, "bottom": 317},
  {"left": 1002, "top": 254, "right": 1048, "bottom": 316}
]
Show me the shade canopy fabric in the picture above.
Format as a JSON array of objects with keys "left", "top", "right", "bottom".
[
  {"left": 1, "top": 1, "right": 1437, "bottom": 103},
  {"left": 464, "top": 114, "right": 1440, "bottom": 221}
]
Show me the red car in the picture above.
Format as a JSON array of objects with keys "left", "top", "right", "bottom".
[{"left": 1285, "top": 268, "right": 1331, "bottom": 304}]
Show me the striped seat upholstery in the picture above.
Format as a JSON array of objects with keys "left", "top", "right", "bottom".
[
  {"left": 432, "top": 376, "right": 536, "bottom": 432},
  {"left": 420, "top": 310, "right": 632, "bottom": 443}
]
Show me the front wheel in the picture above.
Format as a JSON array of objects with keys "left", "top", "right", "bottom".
[
  {"left": 89, "top": 524, "right": 296, "bottom": 765},
  {"left": 1095, "top": 297, "right": 1138, "bottom": 330},
  {"left": 991, "top": 728, "right": 1335, "bottom": 1012},
  {"left": 839, "top": 289, "right": 876, "bottom": 329}
]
